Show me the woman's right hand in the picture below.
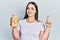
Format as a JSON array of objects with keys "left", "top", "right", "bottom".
[{"left": 10, "top": 15, "right": 18, "bottom": 28}]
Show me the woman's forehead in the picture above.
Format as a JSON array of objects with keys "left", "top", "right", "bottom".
[{"left": 28, "top": 4, "right": 35, "bottom": 8}]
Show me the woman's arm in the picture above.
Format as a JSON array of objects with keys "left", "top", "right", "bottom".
[
  {"left": 12, "top": 28, "right": 21, "bottom": 40},
  {"left": 10, "top": 15, "right": 21, "bottom": 40},
  {"left": 40, "top": 16, "right": 52, "bottom": 40},
  {"left": 40, "top": 27, "right": 50, "bottom": 40}
]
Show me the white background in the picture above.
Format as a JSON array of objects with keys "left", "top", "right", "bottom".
[{"left": 0, "top": 0, "right": 60, "bottom": 40}]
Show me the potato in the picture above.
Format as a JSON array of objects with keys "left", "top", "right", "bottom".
[{"left": 11, "top": 15, "right": 18, "bottom": 28}]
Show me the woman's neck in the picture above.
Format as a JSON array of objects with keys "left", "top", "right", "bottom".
[{"left": 26, "top": 16, "right": 36, "bottom": 23}]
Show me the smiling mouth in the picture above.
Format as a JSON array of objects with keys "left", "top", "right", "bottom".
[{"left": 28, "top": 13, "right": 32, "bottom": 14}]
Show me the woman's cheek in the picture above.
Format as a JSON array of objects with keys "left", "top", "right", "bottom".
[{"left": 27, "top": 10, "right": 35, "bottom": 17}]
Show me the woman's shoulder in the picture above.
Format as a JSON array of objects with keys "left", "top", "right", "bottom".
[
  {"left": 36, "top": 20, "right": 43, "bottom": 23},
  {"left": 18, "top": 19, "right": 25, "bottom": 23},
  {"left": 36, "top": 20, "right": 44, "bottom": 24},
  {"left": 37, "top": 20, "right": 45, "bottom": 29}
]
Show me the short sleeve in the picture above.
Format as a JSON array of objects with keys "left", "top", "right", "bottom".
[
  {"left": 40, "top": 22, "right": 45, "bottom": 31},
  {"left": 16, "top": 21, "right": 21, "bottom": 30}
]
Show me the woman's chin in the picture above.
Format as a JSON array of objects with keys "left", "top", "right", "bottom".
[{"left": 28, "top": 15, "right": 33, "bottom": 17}]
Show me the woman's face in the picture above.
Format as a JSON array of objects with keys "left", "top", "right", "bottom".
[{"left": 27, "top": 4, "right": 36, "bottom": 17}]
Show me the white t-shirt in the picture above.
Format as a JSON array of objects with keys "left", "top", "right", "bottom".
[{"left": 17, "top": 19, "right": 45, "bottom": 40}]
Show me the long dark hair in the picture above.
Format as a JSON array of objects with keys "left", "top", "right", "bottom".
[{"left": 24, "top": 2, "right": 38, "bottom": 21}]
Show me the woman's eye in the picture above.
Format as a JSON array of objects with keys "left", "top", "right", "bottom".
[{"left": 31, "top": 8, "right": 34, "bottom": 10}]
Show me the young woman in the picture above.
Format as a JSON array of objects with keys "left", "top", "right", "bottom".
[{"left": 10, "top": 2, "right": 52, "bottom": 40}]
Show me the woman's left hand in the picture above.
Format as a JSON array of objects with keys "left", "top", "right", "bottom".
[{"left": 45, "top": 16, "right": 52, "bottom": 28}]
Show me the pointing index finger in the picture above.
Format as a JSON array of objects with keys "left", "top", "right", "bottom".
[{"left": 46, "top": 15, "right": 49, "bottom": 21}]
